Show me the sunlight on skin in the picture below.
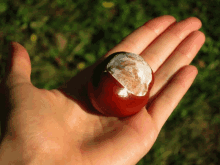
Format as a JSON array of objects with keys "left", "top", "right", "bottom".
[{"left": 0, "top": 15, "right": 205, "bottom": 165}]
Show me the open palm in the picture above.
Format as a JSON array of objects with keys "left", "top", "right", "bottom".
[{"left": 0, "top": 15, "right": 205, "bottom": 165}]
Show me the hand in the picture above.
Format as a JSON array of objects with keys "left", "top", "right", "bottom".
[{"left": 0, "top": 15, "right": 205, "bottom": 165}]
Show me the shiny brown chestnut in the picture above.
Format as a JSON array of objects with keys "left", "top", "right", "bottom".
[{"left": 88, "top": 52, "right": 154, "bottom": 117}]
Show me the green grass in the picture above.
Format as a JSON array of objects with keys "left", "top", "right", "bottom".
[{"left": 0, "top": 0, "right": 219, "bottom": 164}]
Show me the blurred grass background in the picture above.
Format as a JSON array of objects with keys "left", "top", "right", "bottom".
[{"left": 0, "top": 0, "right": 219, "bottom": 164}]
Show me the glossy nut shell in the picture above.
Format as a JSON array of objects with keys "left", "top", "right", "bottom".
[{"left": 88, "top": 52, "right": 154, "bottom": 117}]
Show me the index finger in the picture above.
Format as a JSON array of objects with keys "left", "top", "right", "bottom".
[{"left": 105, "top": 15, "right": 176, "bottom": 57}]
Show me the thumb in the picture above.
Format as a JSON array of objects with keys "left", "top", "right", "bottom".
[{"left": 4, "top": 42, "right": 32, "bottom": 87}]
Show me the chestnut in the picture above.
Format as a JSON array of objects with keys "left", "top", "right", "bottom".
[{"left": 88, "top": 52, "right": 154, "bottom": 117}]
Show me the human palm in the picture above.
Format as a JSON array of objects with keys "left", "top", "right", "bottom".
[{"left": 0, "top": 15, "right": 205, "bottom": 165}]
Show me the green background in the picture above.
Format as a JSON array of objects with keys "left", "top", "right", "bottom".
[{"left": 0, "top": 0, "right": 219, "bottom": 164}]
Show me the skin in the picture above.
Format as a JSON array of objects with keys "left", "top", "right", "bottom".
[{"left": 0, "top": 15, "right": 205, "bottom": 165}]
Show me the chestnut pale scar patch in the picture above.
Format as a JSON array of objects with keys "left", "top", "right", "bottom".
[{"left": 106, "top": 52, "right": 152, "bottom": 97}]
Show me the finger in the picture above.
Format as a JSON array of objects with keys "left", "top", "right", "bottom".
[
  {"left": 3, "top": 42, "right": 32, "bottom": 87},
  {"left": 105, "top": 15, "right": 176, "bottom": 57},
  {"left": 141, "top": 17, "right": 202, "bottom": 72},
  {"left": 147, "top": 65, "right": 198, "bottom": 131},
  {"left": 150, "top": 31, "right": 205, "bottom": 98}
]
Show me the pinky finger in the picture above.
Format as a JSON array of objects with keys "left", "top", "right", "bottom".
[{"left": 147, "top": 65, "right": 198, "bottom": 131}]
